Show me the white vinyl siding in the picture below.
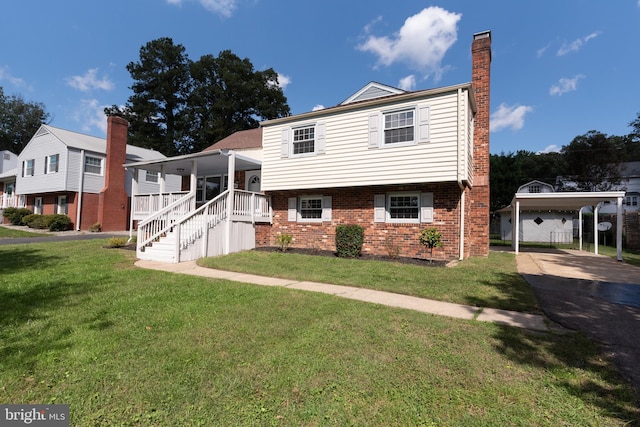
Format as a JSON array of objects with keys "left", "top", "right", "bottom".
[
  {"left": 262, "top": 88, "right": 471, "bottom": 191},
  {"left": 16, "top": 133, "right": 68, "bottom": 194},
  {"left": 288, "top": 195, "right": 332, "bottom": 222}
]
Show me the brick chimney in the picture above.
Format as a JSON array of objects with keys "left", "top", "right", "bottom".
[
  {"left": 469, "top": 30, "right": 491, "bottom": 256},
  {"left": 98, "top": 116, "right": 129, "bottom": 231}
]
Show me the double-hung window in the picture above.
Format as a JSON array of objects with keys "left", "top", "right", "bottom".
[
  {"left": 146, "top": 171, "right": 159, "bottom": 183},
  {"left": 293, "top": 126, "right": 315, "bottom": 155},
  {"left": 384, "top": 110, "right": 414, "bottom": 144},
  {"left": 84, "top": 156, "right": 102, "bottom": 174},
  {"left": 45, "top": 154, "right": 59, "bottom": 174},
  {"left": 288, "top": 195, "right": 332, "bottom": 222},
  {"left": 374, "top": 192, "right": 433, "bottom": 224},
  {"left": 23, "top": 159, "right": 35, "bottom": 177}
]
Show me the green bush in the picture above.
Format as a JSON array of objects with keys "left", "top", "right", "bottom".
[
  {"left": 88, "top": 222, "right": 102, "bottom": 232},
  {"left": 276, "top": 233, "right": 293, "bottom": 252},
  {"left": 3, "top": 207, "right": 32, "bottom": 225},
  {"left": 419, "top": 227, "right": 443, "bottom": 262},
  {"left": 48, "top": 214, "right": 71, "bottom": 231},
  {"left": 335, "top": 224, "right": 364, "bottom": 258},
  {"left": 107, "top": 237, "right": 129, "bottom": 248},
  {"left": 22, "top": 214, "right": 49, "bottom": 229}
]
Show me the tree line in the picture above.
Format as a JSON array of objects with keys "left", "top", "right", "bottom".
[{"left": 490, "top": 115, "right": 640, "bottom": 212}]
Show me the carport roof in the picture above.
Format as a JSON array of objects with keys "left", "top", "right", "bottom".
[
  {"left": 509, "top": 191, "right": 626, "bottom": 211},
  {"left": 122, "top": 149, "right": 261, "bottom": 176}
]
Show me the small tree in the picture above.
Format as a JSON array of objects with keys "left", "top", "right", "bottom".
[{"left": 419, "top": 227, "right": 442, "bottom": 262}]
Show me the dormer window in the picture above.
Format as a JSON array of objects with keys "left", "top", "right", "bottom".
[{"left": 529, "top": 184, "right": 541, "bottom": 193}]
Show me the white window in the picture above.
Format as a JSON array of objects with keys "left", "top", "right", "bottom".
[
  {"left": 369, "top": 104, "right": 430, "bottom": 148},
  {"left": 281, "top": 123, "right": 326, "bottom": 158},
  {"left": 23, "top": 159, "right": 35, "bottom": 177},
  {"left": 374, "top": 192, "right": 433, "bottom": 224},
  {"left": 84, "top": 156, "right": 102, "bottom": 175},
  {"left": 56, "top": 195, "right": 68, "bottom": 215},
  {"left": 45, "top": 154, "right": 59, "bottom": 174},
  {"left": 384, "top": 110, "right": 414, "bottom": 144},
  {"left": 528, "top": 184, "right": 541, "bottom": 193},
  {"left": 626, "top": 196, "right": 638, "bottom": 207},
  {"left": 288, "top": 196, "right": 332, "bottom": 222},
  {"left": 146, "top": 170, "right": 159, "bottom": 183}
]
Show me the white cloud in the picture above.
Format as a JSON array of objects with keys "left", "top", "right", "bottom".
[
  {"left": 549, "top": 74, "right": 585, "bottom": 96},
  {"left": 166, "top": 0, "right": 238, "bottom": 17},
  {"left": 67, "top": 68, "right": 114, "bottom": 92},
  {"left": 276, "top": 73, "right": 291, "bottom": 90},
  {"left": 312, "top": 105, "right": 325, "bottom": 111},
  {"left": 0, "top": 66, "right": 28, "bottom": 89},
  {"left": 537, "top": 144, "right": 561, "bottom": 154},
  {"left": 557, "top": 32, "right": 600, "bottom": 56},
  {"left": 536, "top": 43, "right": 550, "bottom": 58},
  {"left": 398, "top": 75, "right": 416, "bottom": 91},
  {"left": 356, "top": 6, "right": 461, "bottom": 82},
  {"left": 72, "top": 99, "right": 109, "bottom": 134},
  {"left": 490, "top": 103, "right": 533, "bottom": 132}
]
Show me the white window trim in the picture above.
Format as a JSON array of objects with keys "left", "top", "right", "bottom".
[
  {"left": 145, "top": 170, "right": 159, "bottom": 183},
  {"left": 84, "top": 156, "right": 103, "bottom": 175},
  {"left": 23, "top": 159, "right": 35, "bottom": 177},
  {"left": 374, "top": 192, "right": 433, "bottom": 224},
  {"left": 34, "top": 196, "right": 43, "bottom": 215},
  {"left": 288, "top": 195, "right": 332, "bottom": 223},
  {"left": 45, "top": 154, "right": 59, "bottom": 174},
  {"left": 56, "top": 195, "right": 68, "bottom": 215}
]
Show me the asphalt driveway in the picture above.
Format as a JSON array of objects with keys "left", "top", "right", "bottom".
[{"left": 516, "top": 248, "right": 640, "bottom": 396}]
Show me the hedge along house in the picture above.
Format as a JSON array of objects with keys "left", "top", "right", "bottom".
[
  {"left": 14, "top": 116, "right": 179, "bottom": 231},
  {"left": 256, "top": 31, "right": 492, "bottom": 261}
]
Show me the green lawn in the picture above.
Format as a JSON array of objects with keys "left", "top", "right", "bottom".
[
  {"left": 1, "top": 240, "right": 638, "bottom": 425},
  {"left": 0, "top": 225, "right": 48, "bottom": 238},
  {"left": 199, "top": 250, "right": 540, "bottom": 313}
]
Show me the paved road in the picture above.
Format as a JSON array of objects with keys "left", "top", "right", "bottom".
[{"left": 516, "top": 248, "right": 640, "bottom": 395}]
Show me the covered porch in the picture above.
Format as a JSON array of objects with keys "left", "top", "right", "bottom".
[
  {"left": 124, "top": 149, "right": 271, "bottom": 263},
  {"left": 510, "top": 191, "right": 626, "bottom": 261}
]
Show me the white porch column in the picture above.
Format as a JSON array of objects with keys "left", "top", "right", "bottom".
[
  {"left": 616, "top": 196, "right": 623, "bottom": 261},
  {"left": 129, "top": 167, "right": 139, "bottom": 240},
  {"left": 578, "top": 207, "right": 583, "bottom": 251},
  {"left": 190, "top": 160, "right": 198, "bottom": 210},
  {"left": 159, "top": 164, "right": 166, "bottom": 195},
  {"left": 594, "top": 204, "right": 599, "bottom": 255},
  {"left": 514, "top": 200, "right": 520, "bottom": 254},
  {"left": 224, "top": 151, "right": 236, "bottom": 255}
]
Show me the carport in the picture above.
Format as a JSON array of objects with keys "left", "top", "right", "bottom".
[{"left": 510, "top": 191, "right": 626, "bottom": 261}]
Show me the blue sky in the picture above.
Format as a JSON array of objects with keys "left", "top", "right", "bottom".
[{"left": 1, "top": 1, "right": 639, "bottom": 155}]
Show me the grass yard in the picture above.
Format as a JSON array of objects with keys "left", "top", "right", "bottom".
[
  {"left": 199, "top": 250, "right": 540, "bottom": 313},
  {"left": 0, "top": 225, "right": 48, "bottom": 238},
  {"left": 1, "top": 240, "right": 639, "bottom": 426}
]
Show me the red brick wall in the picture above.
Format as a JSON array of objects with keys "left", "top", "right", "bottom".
[
  {"left": 469, "top": 31, "right": 492, "bottom": 257},
  {"left": 258, "top": 183, "right": 463, "bottom": 261}
]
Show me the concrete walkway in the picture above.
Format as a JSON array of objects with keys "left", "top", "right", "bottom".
[{"left": 134, "top": 259, "right": 549, "bottom": 332}]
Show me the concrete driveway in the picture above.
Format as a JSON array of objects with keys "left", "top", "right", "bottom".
[{"left": 516, "top": 248, "right": 640, "bottom": 395}]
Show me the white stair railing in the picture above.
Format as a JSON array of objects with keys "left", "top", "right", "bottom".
[{"left": 137, "top": 192, "right": 195, "bottom": 253}]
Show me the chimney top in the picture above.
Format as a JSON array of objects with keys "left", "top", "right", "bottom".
[{"left": 473, "top": 31, "right": 491, "bottom": 41}]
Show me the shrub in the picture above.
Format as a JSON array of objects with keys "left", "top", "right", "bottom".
[
  {"left": 22, "top": 214, "right": 49, "bottom": 229},
  {"left": 48, "top": 214, "right": 71, "bottom": 231},
  {"left": 3, "top": 207, "right": 32, "bottom": 225},
  {"left": 384, "top": 237, "right": 401, "bottom": 259},
  {"left": 107, "top": 237, "right": 129, "bottom": 248},
  {"left": 276, "top": 233, "right": 293, "bottom": 252},
  {"left": 89, "top": 223, "right": 102, "bottom": 232},
  {"left": 336, "top": 224, "right": 364, "bottom": 258},
  {"left": 419, "top": 227, "right": 443, "bottom": 262}
]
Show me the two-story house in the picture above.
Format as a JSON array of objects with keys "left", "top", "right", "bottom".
[
  {"left": 0, "top": 150, "right": 23, "bottom": 216},
  {"left": 129, "top": 30, "right": 492, "bottom": 263}
]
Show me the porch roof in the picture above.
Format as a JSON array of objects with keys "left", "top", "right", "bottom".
[
  {"left": 509, "top": 191, "right": 626, "bottom": 211},
  {"left": 123, "top": 149, "right": 261, "bottom": 176}
]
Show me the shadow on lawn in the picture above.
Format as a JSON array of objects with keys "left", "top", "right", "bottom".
[
  {"left": 0, "top": 247, "right": 95, "bottom": 370},
  {"left": 462, "top": 271, "right": 540, "bottom": 313},
  {"left": 492, "top": 323, "right": 640, "bottom": 423}
]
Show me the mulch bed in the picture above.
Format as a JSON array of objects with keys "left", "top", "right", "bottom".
[{"left": 255, "top": 246, "right": 448, "bottom": 267}]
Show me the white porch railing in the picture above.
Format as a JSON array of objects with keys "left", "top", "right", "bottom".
[
  {"left": 132, "top": 192, "right": 190, "bottom": 220},
  {"left": 136, "top": 192, "right": 195, "bottom": 252},
  {"left": 1, "top": 194, "right": 26, "bottom": 209}
]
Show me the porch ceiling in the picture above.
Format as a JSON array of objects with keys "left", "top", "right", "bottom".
[
  {"left": 123, "top": 149, "right": 261, "bottom": 176},
  {"left": 510, "top": 191, "right": 626, "bottom": 211}
]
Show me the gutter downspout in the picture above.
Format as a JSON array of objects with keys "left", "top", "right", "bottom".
[
  {"left": 76, "top": 150, "right": 85, "bottom": 231},
  {"left": 458, "top": 181, "right": 466, "bottom": 261}
]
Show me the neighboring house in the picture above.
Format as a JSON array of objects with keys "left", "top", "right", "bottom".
[
  {"left": 0, "top": 150, "right": 24, "bottom": 216},
  {"left": 12, "top": 117, "right": 179, "bottom": 231},
  {"left": 555, "top": 161, "right": 640, "bottom": 214},
  {"left": 127, "top": 30, "right": 492, "bottom": 263},
  {"left": 497, "top": 180, "right": 574, "bottom": 243}
]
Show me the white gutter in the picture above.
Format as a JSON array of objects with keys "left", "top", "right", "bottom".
[{"left": 76, "top": 150, "right": 85, "bottom": 231}]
